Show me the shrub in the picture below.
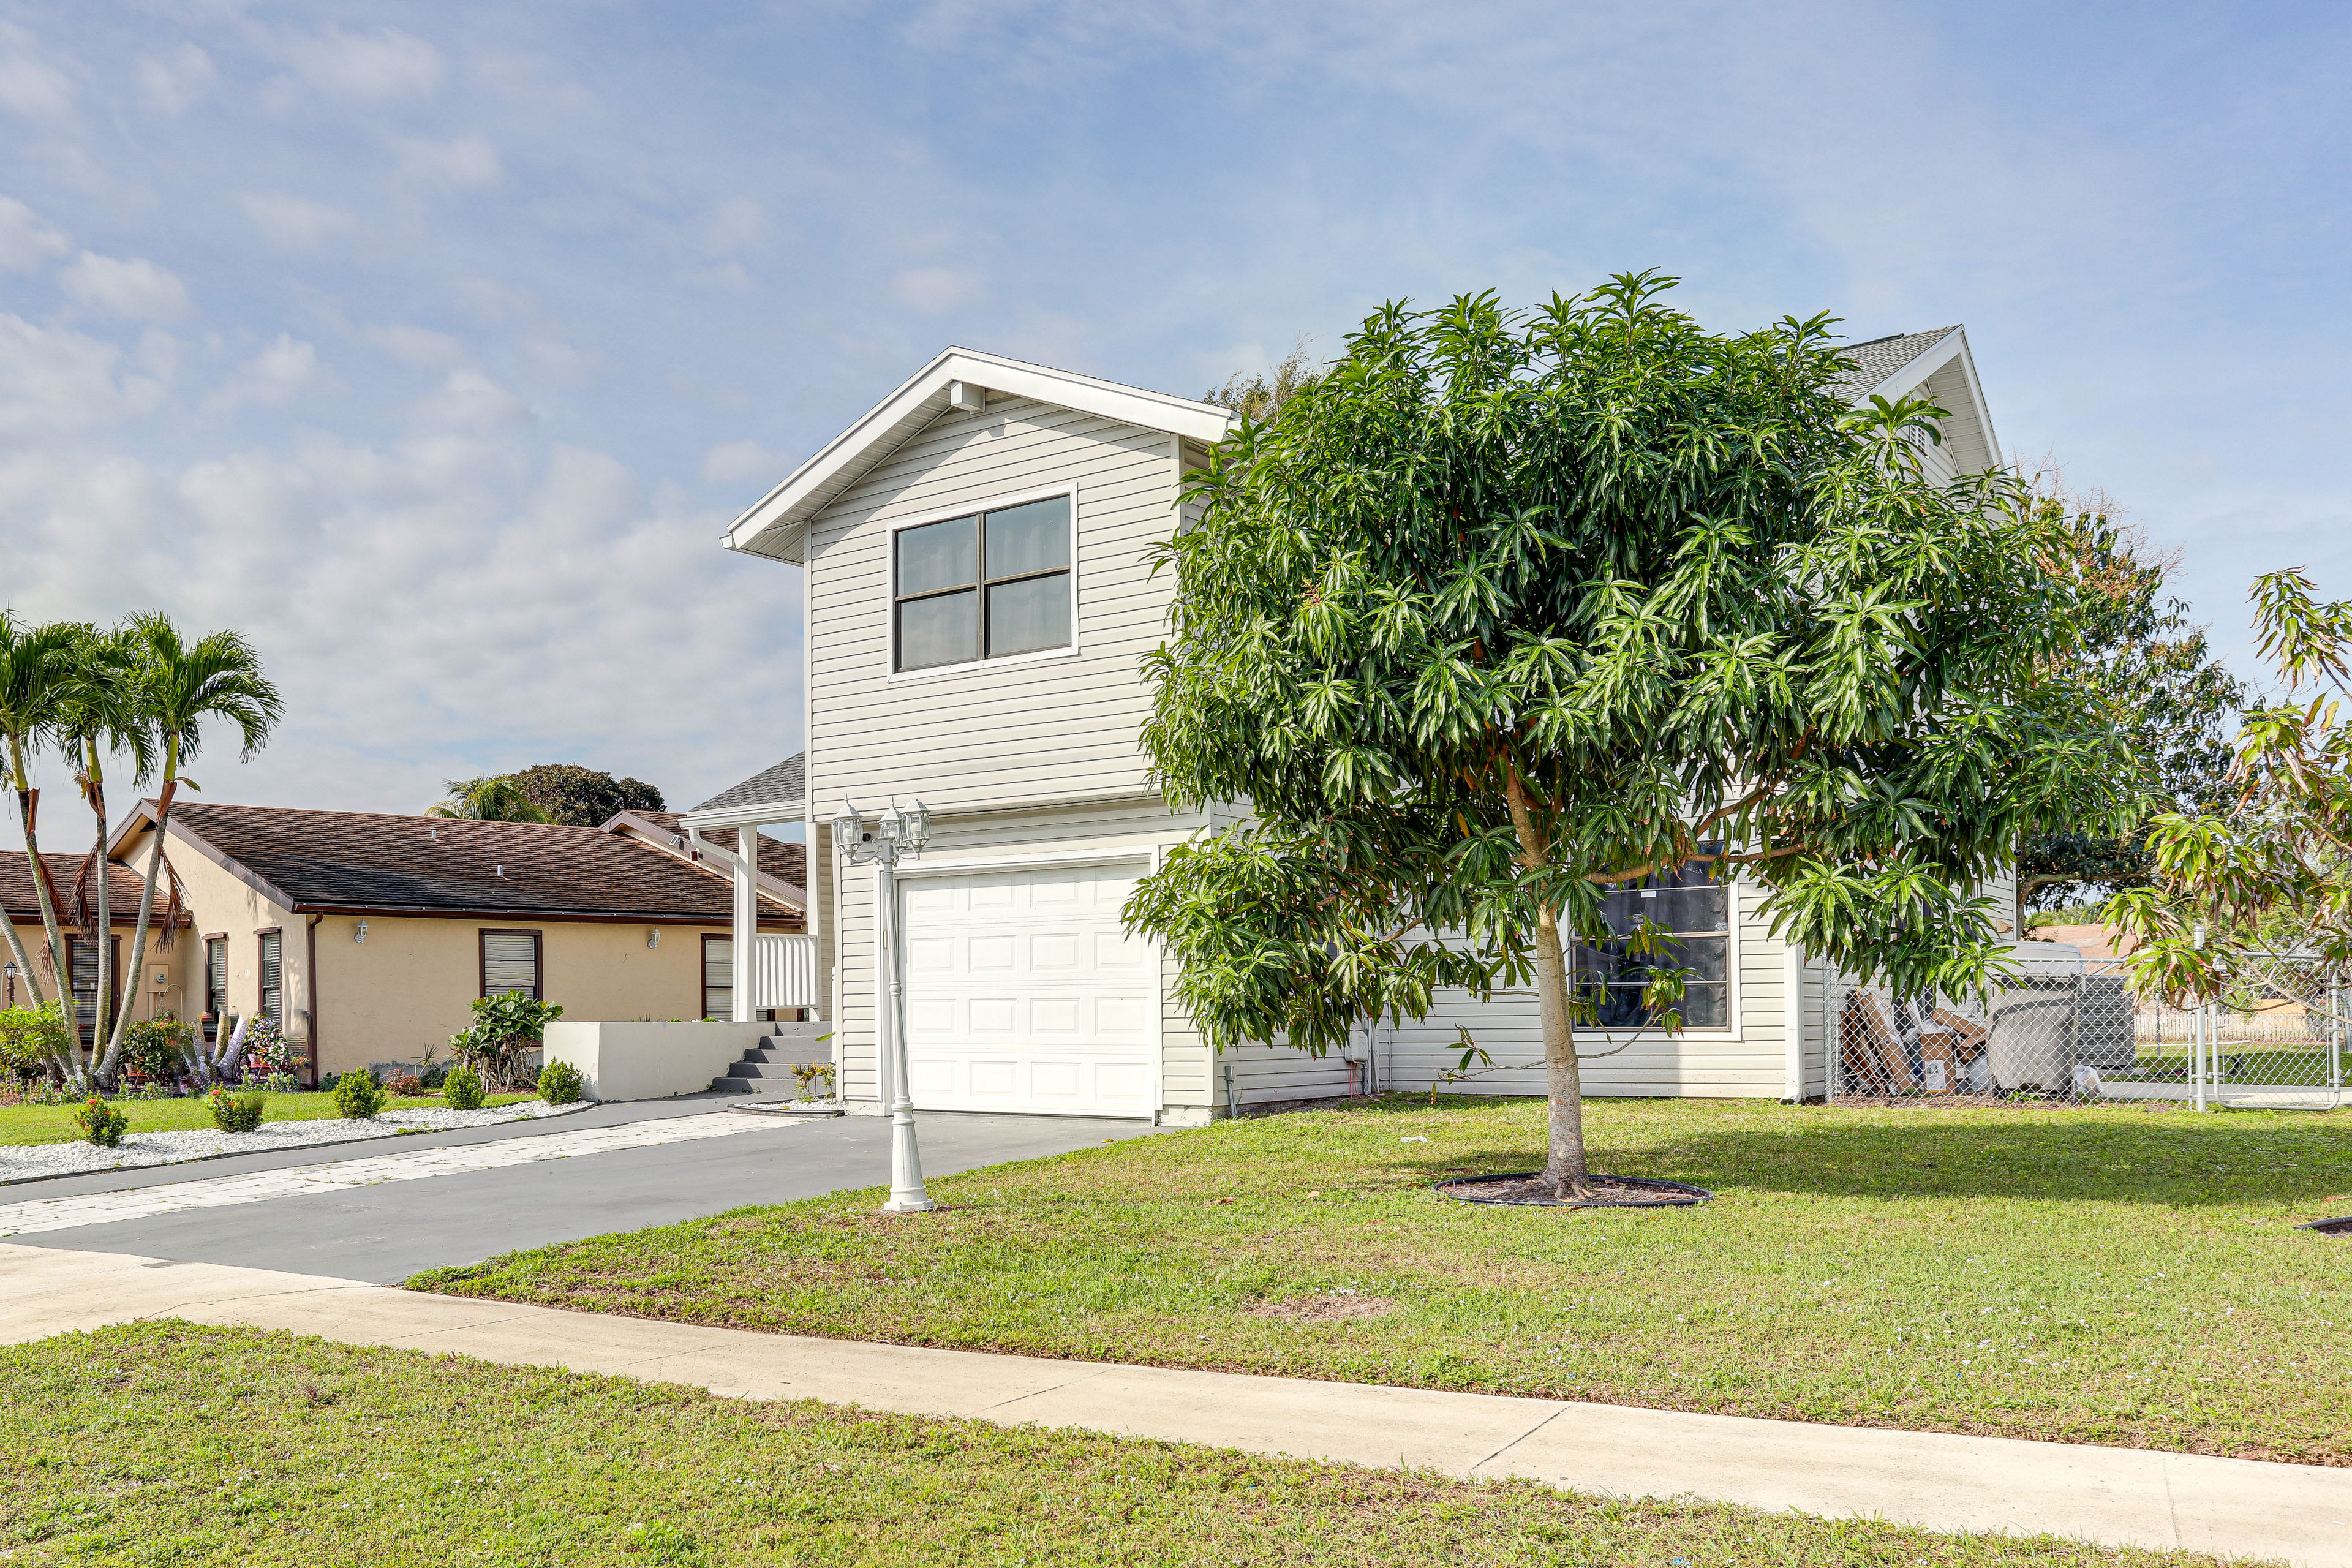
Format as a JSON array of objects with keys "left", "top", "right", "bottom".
[
  {"left": 443, "top": 1067, "right": 485, "bottom": 1111},
  {"left": 208, "top": 1087, "right": 265, "bottom": 1133},
  {"left": 789, "top": 1061, "right": 837, "bottom": 1100},
  {"left": 384, "top": 1071, "right": 423, "bottom": 1097},
  {"left": 0, "top": 1001, "right": 72, "bottom": 1080},
  {"left": 75, "top": 1096, "right": 130, "bottom": 1147},
  {"left": 447, "top": 993, "right": 564, "bottom": 1092},
  {"left": 332, "top": 1070, "right": 387, "bottom": 1119},
  {"left": 121, "top": 1014, "right": 195, "bottom": 1085},
  {"left": 537, "top": 1060, "right": 584, "bottom": 1106},
  {"left": 233, "top": 1014, "right": 301, "bottom": 1082}
]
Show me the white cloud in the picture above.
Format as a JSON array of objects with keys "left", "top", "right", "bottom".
[
  {"left": 0, "top": 24, "right": 75, "bottom": 121},
  {"left": 59, "top": 252, "right": 192, "bottom": 323},
  {"left": 208, "top": 334, "right": 324, "bottom": 413},
  {"left": 408, "top": 369, "right": 530, "bottom": 431},
  {"left": 361, "top": 322, "right": 467, "bottom": 369},
  {"left": 239, "top": 191, "right": 360, "bottom": 252},
  {"left": 136, "top": 43, "right": 214, "bottom": 115},
  {"left": 0, "top": 314, "right": 165, "bottom": 440},
  {"left": 0, "top": 195, "right": 68, "bottom": 270},
  {"left": 282, "top": 27, "right": 444, "bottom": 102},
  {"left": 893, "top": 265, "right": 983, "bottom": 314},
  {"left": 397, "top": 135, "right": 503, "bottom": 192},
  {"left": 699, "top": 440, "right": 786, "bottom": 487}
]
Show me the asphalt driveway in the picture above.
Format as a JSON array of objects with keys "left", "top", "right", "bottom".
[{"left": 7, "top": 1097, "right": 1164, "bottom": 1283}]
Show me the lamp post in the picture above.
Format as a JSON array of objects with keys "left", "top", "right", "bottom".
[{"left": 832, "top": 794, "right": 937, "bottom": 1213}]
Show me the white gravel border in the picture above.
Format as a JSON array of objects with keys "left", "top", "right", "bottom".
[{"left": 0, "top": 1099, "right": 594, "bottom": 1185}]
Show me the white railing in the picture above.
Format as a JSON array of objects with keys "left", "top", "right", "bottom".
[{"left": 752, "top": 934, "right": 820, "bottom": 1011}]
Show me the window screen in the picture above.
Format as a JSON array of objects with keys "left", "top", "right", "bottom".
[
  {"left": 1569, "top": 860, "right": 1730, "bottom": 1030},
  {"left": 258, "top": 930, "right": 283, "bottom": 1027},
  {"left": 205, "top": 938, "right": 228, "bottom": 1041},
  {"left": 894, "top": 495, "right": 1071, "bottom": 671},
  {"left": 481, "top": 930, "right": 541, "bottom": 998},
  {"left": 703, "top": 935, "right": 731, "bottom": 1021}
]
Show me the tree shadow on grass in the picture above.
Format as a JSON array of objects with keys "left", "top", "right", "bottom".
[{"left": 1378, "top": 1104, "right": 2352, "bottom": 1208}]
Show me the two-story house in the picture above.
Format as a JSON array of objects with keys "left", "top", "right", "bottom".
[{"left": 694, "top": 334, "right": 2014, "bottom": 1124}]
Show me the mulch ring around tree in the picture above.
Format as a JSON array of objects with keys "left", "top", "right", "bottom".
[{"left": 1435, "top": 1172, "right": 1714, "bottom": 1209}]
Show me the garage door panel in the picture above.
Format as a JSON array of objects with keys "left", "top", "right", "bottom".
[{"left": 897, "top": 861, "right": 1155, "bottom": 1118}]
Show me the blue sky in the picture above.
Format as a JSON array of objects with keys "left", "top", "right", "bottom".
[{"left": 2, "top": 1, "right": 2348, "bottom": 839}]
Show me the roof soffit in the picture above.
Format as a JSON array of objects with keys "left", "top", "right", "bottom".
[{"left": 723, "top": 349, "right": 1236, "bottom": 564}]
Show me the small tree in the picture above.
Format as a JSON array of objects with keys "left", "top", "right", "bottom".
[
  {"left": 507, "top": 764, "right": 665, "bottom": 827},
  {"left": 55, "top": 622, "right": 156, "bottom": 1081},
  {"left": 0, "top": 613, "right": 85, "bottom": 1020},
  {"left": 427, "top": 777, "right": 551, "bottom": 823},
  {"left": 1126, "top": 279, "right": 2138, "bottom": 1197},
  {"left": 449, "top": 991, "right": 565, "bottom": 1090},
  {"left": 105, "top": 616, "right": 282, "bottom": 1076},
  {"left": 2108, "top": 568, "right": 2352, "bottom": 998}
]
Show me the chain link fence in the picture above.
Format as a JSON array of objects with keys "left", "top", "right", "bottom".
[{"left": 1828, "top": 948, "right": 2349, "bottom": 1110}]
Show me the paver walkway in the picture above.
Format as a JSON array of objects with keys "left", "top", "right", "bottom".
[
  {"left": 7, "top": 1242, "right": 2349, "bottom": 1566},
  {"left": 0, "top": 1110, "right": 797, "bottom": 1236}
]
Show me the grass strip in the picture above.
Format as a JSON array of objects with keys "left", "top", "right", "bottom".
[
  {"left": 0, "top": 1091, "right": 534, "bottom": 1148},
  {"left": 0, "top": 1321, "right": 2244, "bottom": 1566},
  {"left": 417, "top": 1095, "right": 2352, "bottom": 1465}
]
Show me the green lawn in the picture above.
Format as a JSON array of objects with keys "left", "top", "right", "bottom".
[
  {"left": 419, "top": 1096, "right": 2352, "bottom": 1466},
  {"left": 0, "top": 1322, "right": 2234, "bottom": 1567},
  {"left": 0, "top": 1090, "right": 536, "bottom": 1147}
]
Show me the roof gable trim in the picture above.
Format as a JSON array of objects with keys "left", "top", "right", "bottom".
[{"left": 723, "top": 348, "right": 1235, "bottom": 564}]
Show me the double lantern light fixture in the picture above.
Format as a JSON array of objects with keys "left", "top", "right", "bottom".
[{"left": 832, "top": 796, "right": 936, "bottom": 1213}]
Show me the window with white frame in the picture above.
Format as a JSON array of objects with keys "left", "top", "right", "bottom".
[
  {"left": 893, "top": 495, "right": 1072, "bottom": 671},
  {"left": 1569, "top": 859, "right": 1730, "bottom": 1030}
]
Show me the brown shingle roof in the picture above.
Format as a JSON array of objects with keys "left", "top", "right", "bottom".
[
  {"left": 154, "top": 802, "right": 799, "bottom": 925},
  {"left": 0, "top": 851, "right": 156, "bottom": 925},
  {"left": 615, "top": 811, "right": 806, "bottom": 893}
]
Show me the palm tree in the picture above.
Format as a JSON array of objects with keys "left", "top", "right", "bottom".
[
  {"left": 58, "top": 624, "right": 155, "bottom": 1085},
  {"left": 0, "top": 614, "right": 85, "bottom": 1043},
  {"left": 104, "top": 616, "right": 284, "bottom": 1072},
  {"left": 427, "top": 776, "right": 551, "bottom": 823}
]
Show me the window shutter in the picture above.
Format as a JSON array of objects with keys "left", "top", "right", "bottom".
[
  {"left": 482, "top": 931, "right": 540, "bottom": 997},
  {"left": 258, "top": 931, "right": 284, "bottom": 1025},
  {"left": 703, "top": 937, "right": 732, "bottom": 1021}
]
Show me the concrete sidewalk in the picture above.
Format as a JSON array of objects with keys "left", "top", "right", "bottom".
[{"left": 7, "top": 1242, "right": 2346, "bottom": 1566}]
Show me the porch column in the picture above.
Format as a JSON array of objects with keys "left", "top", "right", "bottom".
[{"left": 731, "top": 824, "right": 763, "bottom": 1023}]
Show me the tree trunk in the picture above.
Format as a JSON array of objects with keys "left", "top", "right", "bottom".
[
  {"left": 1506, "top": 767, "right": 1591, "bottom": 1198},
  {"left": 107, "top": 760, "right": 177, "bottom": 1066},
  {"left": 86, "top": 754, "right": 119, "bottom": 1087},
  {"left": 11, "top": 739, "right": 77, "bottom": 1082}
]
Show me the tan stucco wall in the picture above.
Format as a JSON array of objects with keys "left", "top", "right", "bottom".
[{"left": 312, "top": 912, "right": 733, "bottom": 1077}]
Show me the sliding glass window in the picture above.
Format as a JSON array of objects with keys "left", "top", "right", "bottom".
[{"left": 894, "top": 496, "right": 1072, "bottom": 672}]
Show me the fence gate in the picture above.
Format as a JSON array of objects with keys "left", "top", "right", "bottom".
[{"left": 1828, "top": 951, "right": 2348, "bottom": 1110}]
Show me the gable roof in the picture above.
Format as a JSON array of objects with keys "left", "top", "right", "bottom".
[
  {"left": 0, "top": 851, "right": 160, "bottom": 927},
  {"left": 1830, "top": 325, "right": 2002, "bottom": 474},
  {"left": 117, "top": 801, "right": 800, "bottom": 926},
  {"left": 723, "top": 348, "right": 1235, "bottom": 565},
  {"left": 601, "top": 810, "right": 806, "bottom": 903},
  {"left": 692, "top": 753, "right": 804, "bottom": 815}
]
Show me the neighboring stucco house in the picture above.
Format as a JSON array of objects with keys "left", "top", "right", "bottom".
[
  {"left": 699, "top": 333, "right": 2017, "bottom": 1123},
  {"left": 104, "top": 802, "right": 805, "bottom": 1084},
  {"left": 2, "top": 852, "right": 192, "bottom": 1057}
]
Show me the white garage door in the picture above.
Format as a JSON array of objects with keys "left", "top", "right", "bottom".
[{"left": 899, "top": 860, "right": 1156, "bottom": 1117}]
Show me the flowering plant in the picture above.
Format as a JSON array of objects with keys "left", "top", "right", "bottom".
[{"left": 236, "top": 1015, "right": 301, "bottom": 1082}]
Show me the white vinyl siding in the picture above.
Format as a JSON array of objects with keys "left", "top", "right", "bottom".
[{"left": 804, "top": 397, "right": 1182, "bottom": 814}]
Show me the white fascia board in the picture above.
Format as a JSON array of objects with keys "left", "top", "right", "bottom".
[
  {"left": 722, "top": 347, "right": 1237, "bottom": 565},
  {"left": 1850, "top": 326, "right": 2003, "bottom": 472}
]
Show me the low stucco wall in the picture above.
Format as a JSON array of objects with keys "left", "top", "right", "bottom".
[{"left": 541, "top": 1020, "right": 828, "bottom": 1102}]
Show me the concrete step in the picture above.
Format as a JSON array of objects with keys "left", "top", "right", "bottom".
[
  {"left": 725, "top": 1060, "right": 801, "bottom": 1080},
  {"left": 709, "top": 1074, "right": 794, "bottom": 1098}
]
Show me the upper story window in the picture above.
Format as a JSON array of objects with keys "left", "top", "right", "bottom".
[
  {"left": 894, "top": 495, "right": 1072, "bottom": 672},
  {"left": 1570, "top": 858, "right": 1731, "bottom": 1030}
]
